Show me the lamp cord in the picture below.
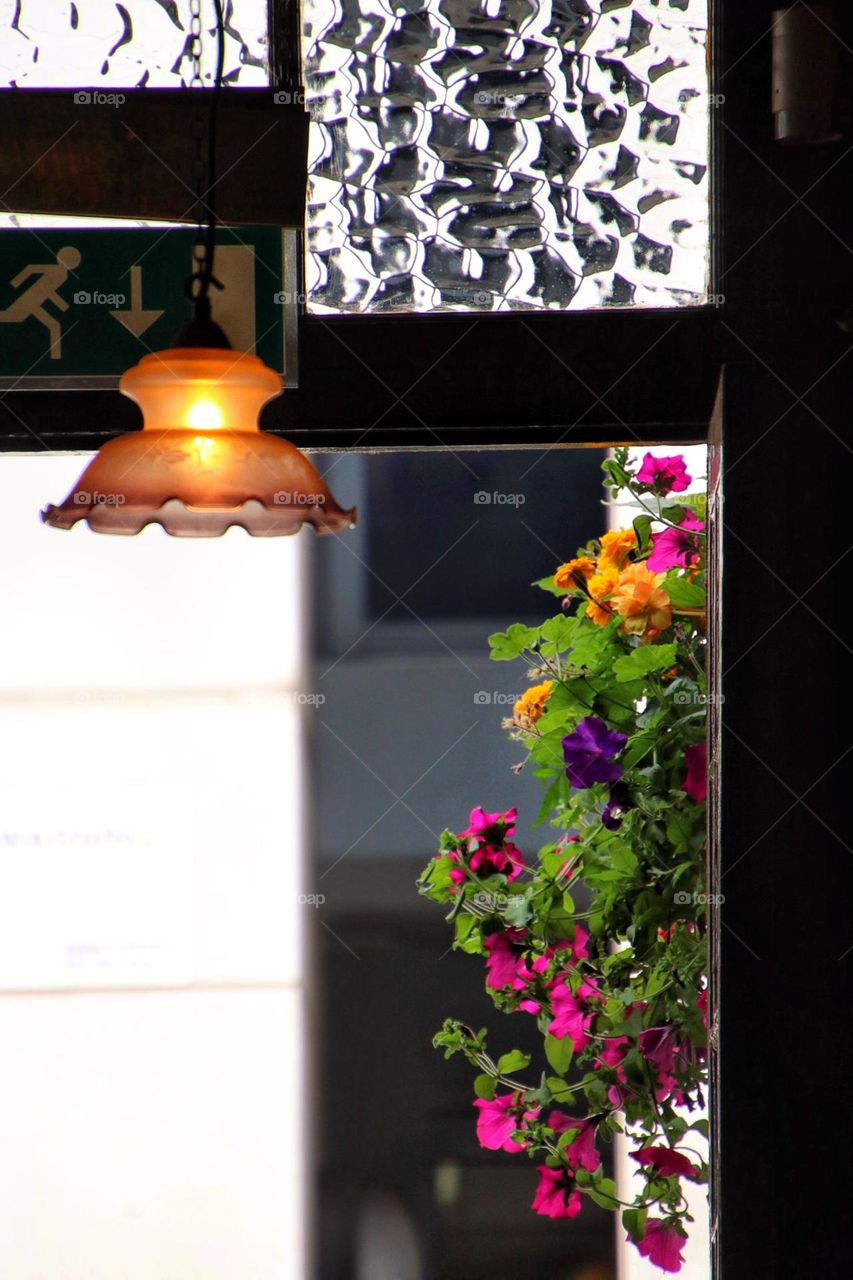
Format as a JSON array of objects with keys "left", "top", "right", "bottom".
[{"left": 186, "top": 0, "right": 226, "bottom": 324}]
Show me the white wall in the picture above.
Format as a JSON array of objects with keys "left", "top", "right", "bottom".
[{"left": 0, "top": 455, "right": 309, "bottom": 1279}]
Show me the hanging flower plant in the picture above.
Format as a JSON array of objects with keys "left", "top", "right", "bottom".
[{"left": 418, "top": 449, "right": 709, "bottom": 1275}]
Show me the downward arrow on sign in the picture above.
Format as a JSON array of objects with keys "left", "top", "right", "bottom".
[{"left": 110, "top": 265, "right": 163, "bottom": 338}]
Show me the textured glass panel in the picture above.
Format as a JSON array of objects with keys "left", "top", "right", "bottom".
[
  {"left": 0, "top": 0, "right": 268, "bottom": 87},
  {"left": 304, "top": 0, "right": 710, "bottom": 312}
]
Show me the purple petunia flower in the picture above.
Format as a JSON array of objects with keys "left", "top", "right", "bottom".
[
  {"left": 602, "top": 783, "right": 632, "bottom": 830},
  {"left": 562, "top": 717, "right": 628, "bottom": 790}
]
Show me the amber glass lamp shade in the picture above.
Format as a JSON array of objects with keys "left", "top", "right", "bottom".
[{"left": 41, "top": 348, "right": 356, "bottom": 537}]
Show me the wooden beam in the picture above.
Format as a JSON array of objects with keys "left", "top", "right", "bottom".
[{"left": 0, "top": 90, "right": 309, "bottom": 226}]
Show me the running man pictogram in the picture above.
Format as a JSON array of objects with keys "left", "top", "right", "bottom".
[{"left": 0, "top": 245, "right": 82, "bottom": 360}]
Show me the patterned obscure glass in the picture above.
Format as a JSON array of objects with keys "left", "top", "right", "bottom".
[
  {"left": 303, "top": 0, "right": 710, "bottom": 312},
  {"left": 0, "top": 0, "right": 268, "bottom": 87}
]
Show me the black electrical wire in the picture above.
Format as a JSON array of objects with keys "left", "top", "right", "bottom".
[{"left": 179, "top": 0, "right": 230, "bottom": 346}]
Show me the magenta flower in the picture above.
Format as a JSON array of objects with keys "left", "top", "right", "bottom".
[
  {"left": 450, "top": 805, "right": 525, "bottom": 884},
  {"left": 462, "top": 806, "right": 517, "bottom": 843},
  {"left": 599, "top": 1035, "right": 630, "bottom": 1069},
  {"left": 636, "top": 452, "right": 692, "bottom": 494},
  {"left": 562, "top": 717, "right": 628, "bottom": 790},
  {"left": 483, "top": 929, "right": 527, "bottom": 991},
  {"left": 681, "top": 742, "right": 707, "bottom": 804},
  {"left": 639, "top": 1026, "right": 694, "bottom": 1105},
  {"left": 547, "top": 979, "right": 598, "bottom": 1052},
  {"left": 474, "top": 1092, "right": 538, "bottom": 1152},
  {"left": 633, "top": 1219, "right": 686, "bottom": 1273},
  {"left": 549, "top": 1113, "right": 601, "bottom": 1172},
  {"left": 531, "top": 1166, "right": 583, "bottom": 1219},
  {"left": 631, "top": 1146, "right": 699, "bottom": 1180},
  {"left": 697, "top": 987, "right": 708, "bottom": 1029},
  {"left": 646, "top": 510, "right": 704, "bottom": 573}
]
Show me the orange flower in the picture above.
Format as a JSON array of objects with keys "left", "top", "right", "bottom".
[
  {"left": 611, "top": 564, "right": 672, "bottom": 638},
  {"left": 598, "top": 527, "right": 637, "bottom": 570},
  {"left": 512, "top": 680, "right": 555, "bottom": 730},
  {"left": 554, "top": 557, "right": 596, "bottom": 591},
  {"left": 585, "top": 566, "right": 619, "bottom": 627}
]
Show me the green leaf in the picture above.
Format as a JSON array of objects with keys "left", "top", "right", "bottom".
[
  {"left": 632, "top": 514, "right": 653, "bottom": 553},
  {"left": 532, "top": 774, "right": 568, "bottom": 827},
  {"left": 660, "top": 504, "right": 686, "bottom": 525},
  {"left": 603, "top": 458, "right": 631, "bottom": 489},
  {"left": 664, "top": 574, "right": 705, "bottom": 609},
  {"left": 613, "top": 643, "right": 678, "bottom": 683},
  {"left": 504, "top": 895, "right": 532, "bottom": 928},
  {"left": 488, "top": 623, "right": 540, "bottom": 661},
  {"left": 544, "top": 1033, "right": 573, "bottom": 1076},
  {"left": 546, "top": 1077, "right": 576, "bottom": 1104},
  {"left": 473, "top": 1073, "right": 497, "bottom": 1100},
  {"left": 566, "top": 625, "right": 620, "bottom": 675},
  {"left": 540, "top": 614, "right": 578, "bottom": 655},
  {"left": 622, "top": 1207, "right": 647, "bottom": 1242},
  {"left": 535, "top": 575, "right": 567, "bottom": 597},
  {"left": 587, "top": 1177, "right": 619, "bottom": 1210},
  {"left": 497, "top": 1049, "right": 532, "bottom": 1075},
  {"left": 621, "top": 730, "right": 656, "bottom": 770}
]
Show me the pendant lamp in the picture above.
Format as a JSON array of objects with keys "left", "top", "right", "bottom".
[{"left": 41, "top": 1, "right": 355, "bottom": 540}]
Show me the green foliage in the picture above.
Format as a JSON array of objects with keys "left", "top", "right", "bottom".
[{"left": 420, "top": 452, "right": 709, "bottom": 1263}]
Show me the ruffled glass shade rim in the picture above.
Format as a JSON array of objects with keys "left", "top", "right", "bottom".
[{"left": 41, "top": 496, "right": 358, "bottom": 538}]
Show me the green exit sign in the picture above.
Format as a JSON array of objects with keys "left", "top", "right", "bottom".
[{"left": 0, "top": 226, "right": 299, "bottom": 388}]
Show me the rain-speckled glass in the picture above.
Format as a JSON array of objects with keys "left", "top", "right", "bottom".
[
  {"left": 0, "top": 0, "right": 268, "bottom": 87},
  {"left": 303, "top": 0, "right": 710, "bottom": 313}
]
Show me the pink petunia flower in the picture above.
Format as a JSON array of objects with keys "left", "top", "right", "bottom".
[
  {"left": 639, "top": 1027, "right": 696, "bottom": 1105},
  {"left": 633, "top": 1219, "right": 686, "bottom": 1273},
  {"left": 450, "top": 806, "right": 526, "bottom": 884},
  {"left": 483, "top": 929, "right": 528, "bottom": 990},
  {"left": 531, "top": 929, "right": 590, "bottom": 977},
  {"left": 547, "top": 979, "right": 598, "bottom": 1052},
  {"left": 646, "top": 510, "right": 704, "bottom": 573},
  {"left": 631, "top": 1146, "right": 700, "bottom": 1180},
  {"left": 462, "top": 806, "right": 517, "bottom": 842},
  {"left": 531, "top": 1166, "right": 583, "bottom": 1219},
  {"left": 473, "top": 1092, "right": 539, "bottom": 1153},
  {"left": 549, "top": 1112, "right": 601, "bottom": 1172},
  {"left": 681, "top": 742, "right": 707, "bottom": 804},
  {"left": 636, "top": 452, "right": 692, "bottom": 495}
]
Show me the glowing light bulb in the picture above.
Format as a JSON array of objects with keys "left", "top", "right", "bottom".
[
  {"left": 186, "top": 399, "right": 223, "bottom": 430},
  {"left": 191, "top": 435, "right": 216, "bottom": 466}
]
